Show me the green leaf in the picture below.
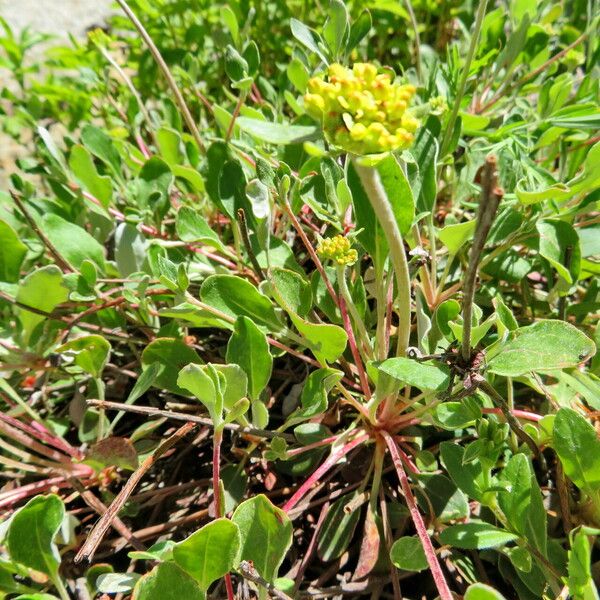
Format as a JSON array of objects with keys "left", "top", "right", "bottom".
[
  {"left": 269, "top": 268, "right": 313, "bottom": 317},
  {"left": 323, "top": 0, "right": 349, "bottom": 57},
  {"left": 156, "top": 126, "right": 183, "bottom": 165},
  {"left": 487, "top": 320, "right": 596, "bottom": 376},
  {"left": 81, "top": 124, "right": 121, "bottom": 177},
  {"left": 236, "top": 117, "right": 318, "bottom": 145},
  {"left": 317, "top": 493, "right": 361, "bottom": 561},
  {"left": 114, "top": 223, "right": 147, "bottom": 277},
  {"left": 464, "top": 583, "right": 509, "bottom": 600},
  {"left": 7, "top": 494, "right": 65, "bottom": 580},
  {"left": 57, "top": 334, "right": 111, "bottom": 378},
  {"left": 16, "top": 265, "right": 69, "bottom": 344},
  {"left": 132, "top": 562, "right": 205, "bottom": 600},
  {"left": 290, "top": 19, "right": 329, "bottom": 64},
  {"left": 0, "top": 219, "right": 27, "bottom": 282},
  {"left": 226, "top": 316, "right": 272, "bottom": 400},
  {"left": 440, "top": 442, "right": 484, "bottom": 501},
  {"left": 232, "top": 494, "right": 292, "bottom": 583},
  {"left": 347, "top": 10, "right": 372, "bottom": 54},
  {"left": 438, "top": 220, "right": 477, "bottom": 255},
  {"left": 537, "top": 219, "right": 581, "bottom": 285},
  {"left": 174, "top": 518, "right": 241, "bottom": 590},
  {"left": 417, "top": 474, "right": 469, "bottom": 522},
  {"left": 41, "top": 213, "right": 106, "bottom": 271},
  {"left": 290, "top": 367, "right": 343, "bottom": 422},
  {"left": 439, "top": 522, "right": 519, "bottom": 549},
  {"left": 69, "top": 144, "right": 112, "bottom": 208},
  {"left": 553, "top": 408, "right": 600, "bottom": 491},
  {"left": 220, "top": 5, "right": 239, "bottom": 45},
  {"left": 141, "top": 338, "right": 202, "bottom": 395},
  {"left": 498, "top": 454, "right": 547, "bottom": 554},
  {"left": 201, "top": 275, "right": 282, "bottom": 331},
  {"left": 177, "top": 363, "right": 218, "bottom": 414},
  {"left": 290, "top": 312, "right": 348, "bottom": 363},
  {"left": 373, "top": 357, "right": 450, "bottom": 391},
  {"left": 390, "top": 536, "right": 428, "bottom": 572},
  {"left": 176, "top": 207, "right": 227, "bottom": 253},
  {"left": 138, "top": 157, "right": 173, "bottom": 218},
  {"left": 568, "top": 528, "right": 600, "bottom": 600}
]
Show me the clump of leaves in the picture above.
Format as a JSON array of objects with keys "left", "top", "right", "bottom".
[{"left": 0, "top": 0, "right": 599, "bottom": 599}]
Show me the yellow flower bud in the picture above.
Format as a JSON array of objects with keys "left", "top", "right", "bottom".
[
  {"left": 317, "top": 235, "right": 358, "bottom": 266},
  {"left": 304, "top": 63, "right": 419, "bottom": 154}
]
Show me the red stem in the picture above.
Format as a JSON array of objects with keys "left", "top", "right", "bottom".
[
  {"left": 282, "top": 433, "right": 369, "bottom": 513},
  {"left": 77, "top": 188, "right": 237, "bottom": 268},
  {"left": 381, "top": 430, "right": 453, "bottom": 600},
  {"left": 213, "top": 429, "right": 223, "bottom": 517},
  {"left": 481, "top": 407, "right": 542, "bottom": 422},
  {"left": 287, "top": 434, "right": 341, "bottom": 457},
  {"left": 213, "top": 429, "right": 235, "bottom": 600},
  {"left": 338, "top": 292, "right": 372, "bottom": 400}
]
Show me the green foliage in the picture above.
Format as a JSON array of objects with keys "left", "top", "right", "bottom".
[{"left": 0, "top": 0, "right": 598, "bottom": 597}]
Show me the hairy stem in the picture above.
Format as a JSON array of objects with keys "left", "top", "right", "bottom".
[
  {"left": 381, "top": 431, "right": 453, "bottom": 600},
  {"left": 352, "top": 160, "right": 412, "bottom": 357}
]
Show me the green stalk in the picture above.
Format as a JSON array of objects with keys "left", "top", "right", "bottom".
[
  {"left": 52, "top": 575, "right": 70, "bottom": 600},
  {"left": 352, "top": 159, "right": 412, "bottom": 357},
  {"left": 336, "top": 264, "right": 373, "bottom": 361},
  {"left": 440, "top": 0, "right": 489, "bottom": 157}
]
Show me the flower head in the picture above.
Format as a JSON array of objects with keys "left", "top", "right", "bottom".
[
  {"left": 317, "top": 235, "right": 358, "bottom": 266},
  {"left": 304, "top": 63, "right": 419, "bottom": 155}
]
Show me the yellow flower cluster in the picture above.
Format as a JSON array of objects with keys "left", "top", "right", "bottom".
[
  {"left": 317, "top": 235, "right": 358, "bottom": 266},
  {"left": 304, "top": 63, "right": 419, "bottom": 155}
]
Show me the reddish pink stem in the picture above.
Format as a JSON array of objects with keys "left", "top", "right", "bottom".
[
  {"left": 381, "top": 430, "right": 453, "bottom": 600},
  {"left": 212, "top": 429, "right": 223, "bottom": 517},
  {"left": 287, "top": 434, "right": 341, "bottom": 457},
  {"left": 282, "top": 433, "right": 369, "bottom": 513},
  {"left": 79, "top": 188, "right": 236, "bottom": 268},
  {"left": 481, "top": 407, "right": 542, "bottom": 422},
  {"left": 394, "top": 440, "right": 420, "bottom": 474},
  {"left": 338, "top": 292, "right": 372, "bottom": 401},
  {"left": 135, "top": 134, "right": 151, "bottom": 159},
  {"left": 0, "top": 476, "right": 72, "bottom": 508},
  {"left": 0, "top": 416, "right": 78, "bottom": 463}
]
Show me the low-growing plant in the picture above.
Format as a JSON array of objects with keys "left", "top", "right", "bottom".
[{"left": 0, "top": 0, "right": 599, "bottom": 598}]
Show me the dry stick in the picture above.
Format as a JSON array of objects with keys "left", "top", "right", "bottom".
[
  {"left": 86, "top": 399, "right": 296, "bottom": 441},
  {"left": 291, "top": 502, "right": 329, "bottom": 595},
  {"left": 74, "top": 421, "right": 196, "bottom": 563},
  {"left": 10, "top": 191, "right": 74, "bottom": 273},
  {"left": 115, "top": 0, "right": 205, "bottom": 154},
  {"left": 380, "top": 430, "right": 453, "bottom": 600},
  {"left": 68, "top": 478, "right": 147, "bottom": 552},
  {"left": 238, "top": 561, "right": 294, "bottom": 600},
  {"left": 461, "top": 155, "right": 503, "bottom": 362}
]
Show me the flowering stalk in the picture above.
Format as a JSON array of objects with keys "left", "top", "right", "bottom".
[{"left": 352, "top": 160, "right": 412, "bottom": 357}]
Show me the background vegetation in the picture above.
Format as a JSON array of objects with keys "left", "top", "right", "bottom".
[{"left": 0, "top": 0, "right": 599, "bottom": 598}]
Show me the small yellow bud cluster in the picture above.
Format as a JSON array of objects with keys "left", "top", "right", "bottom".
[
  {"left": 429, "top": 95, "right": 448, "bottom": 115},
  {"left": 317, "top": 235, "right": 358, "bottom": 266},
  {"left": 304, "top": 63, "right": 419, "bottom": 155}
]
